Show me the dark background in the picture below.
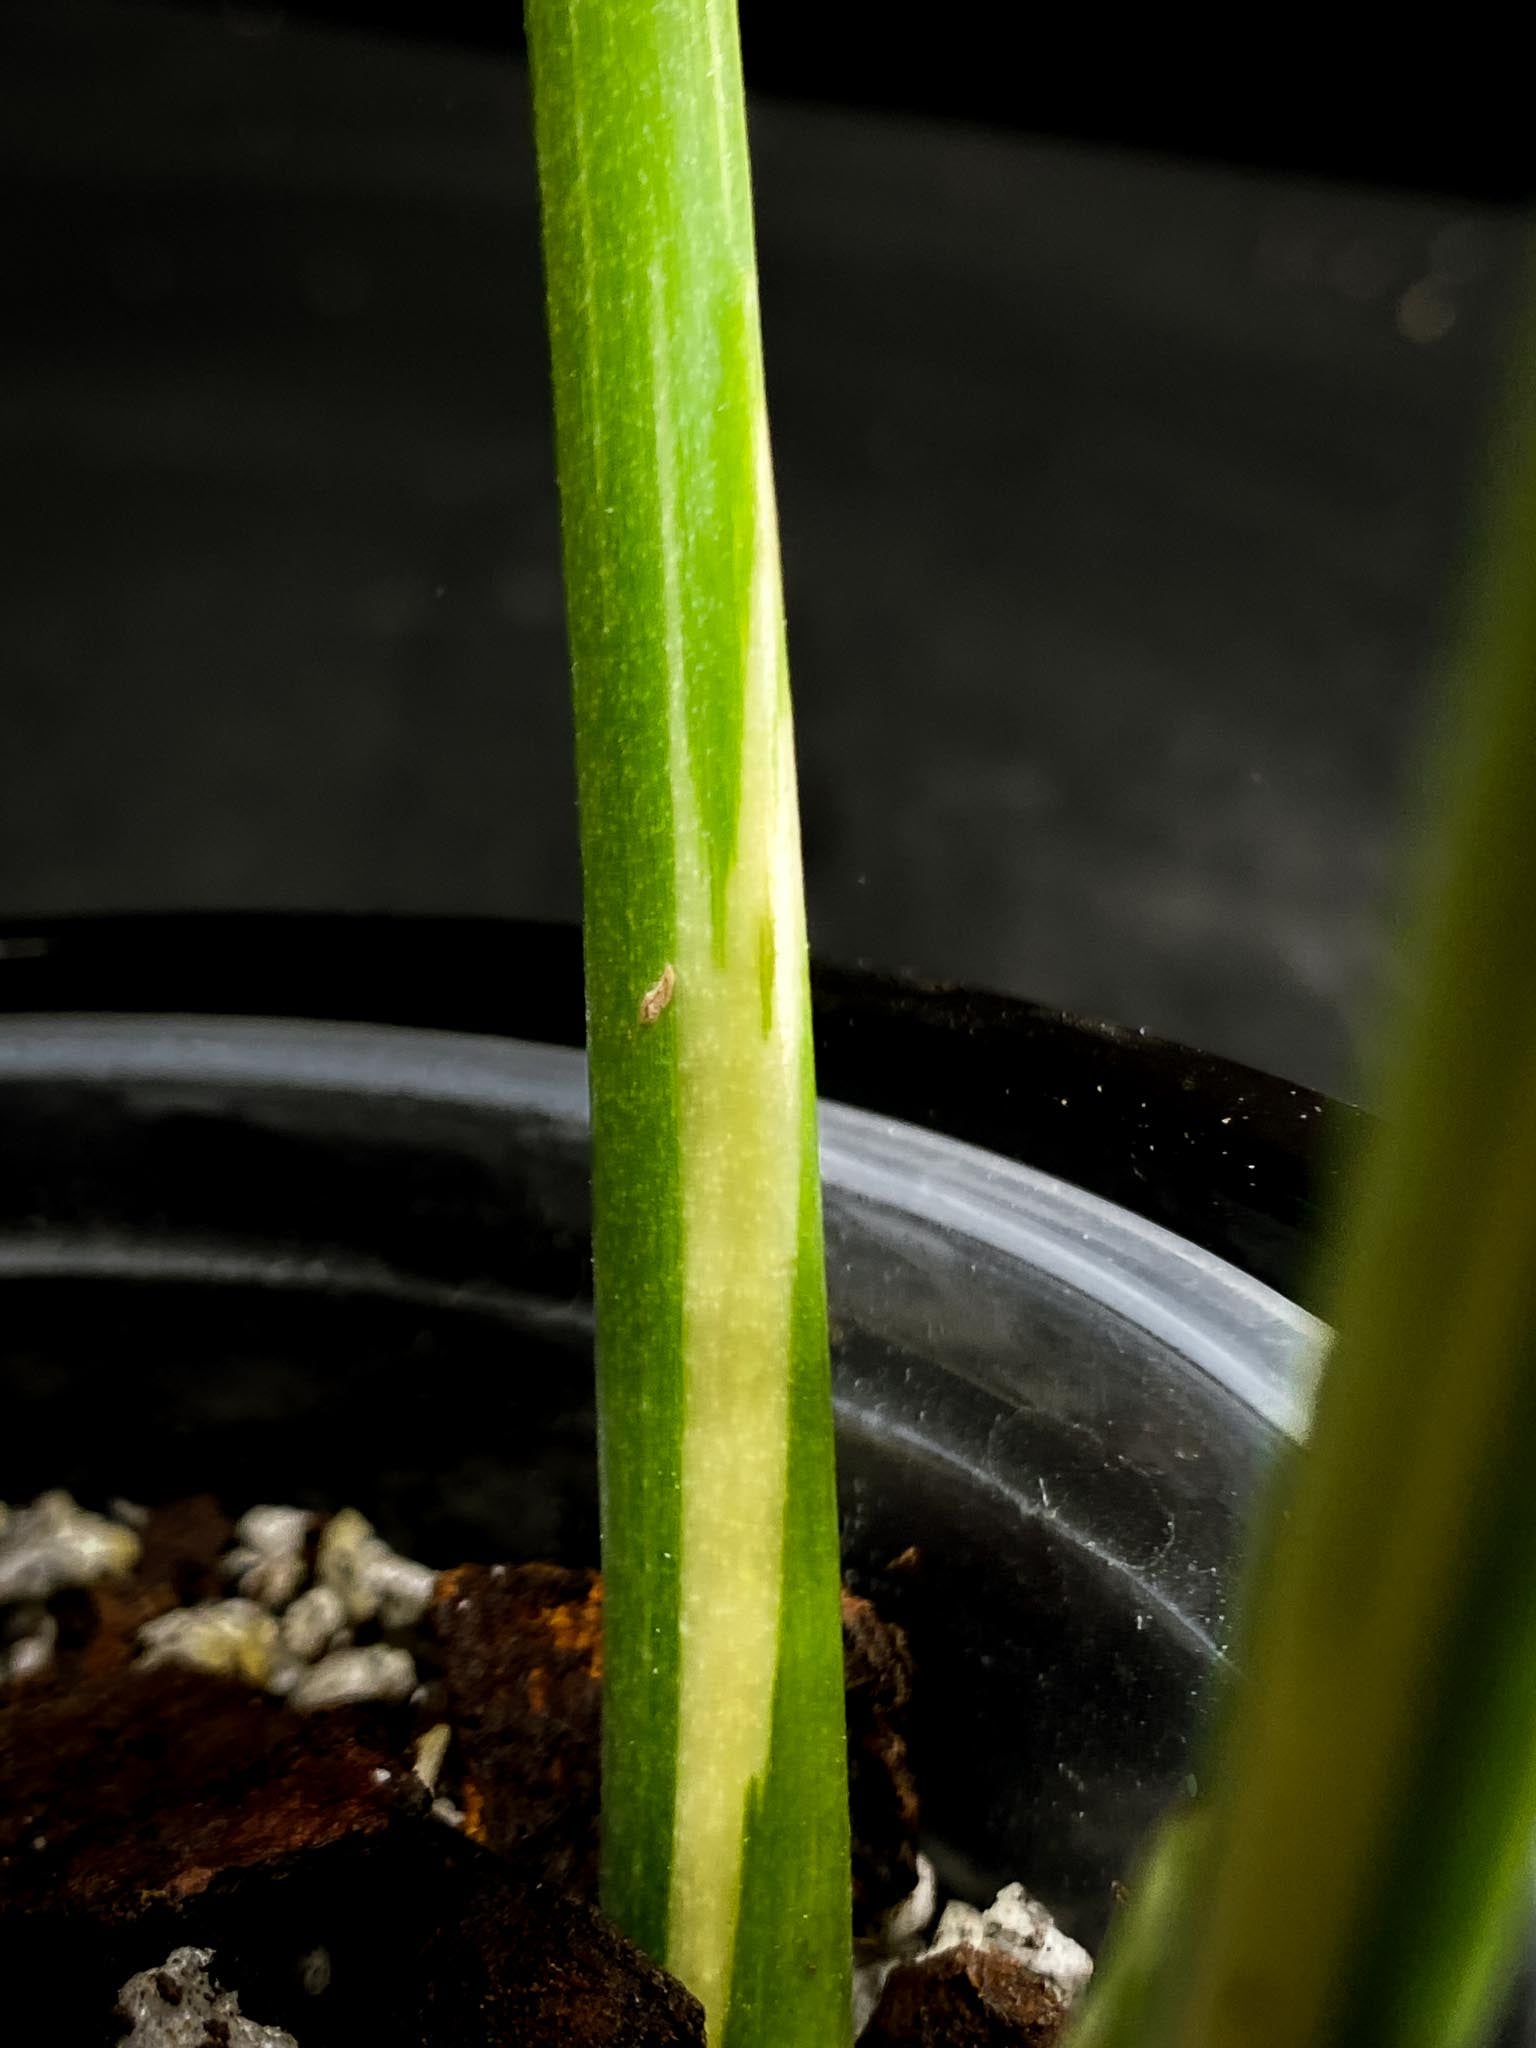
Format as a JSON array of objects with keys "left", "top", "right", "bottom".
[{"left": 1, "top": 0, "right": 1527, "bottom": 1101}]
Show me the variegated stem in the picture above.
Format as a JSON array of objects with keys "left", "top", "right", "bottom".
[{"left": 524, "top": 3, "right": 851, "bottom": 2043}]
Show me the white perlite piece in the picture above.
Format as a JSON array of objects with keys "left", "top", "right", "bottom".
[
  {"left": 237, "top": 1506, "right": 314, "bottom": 1556},
  {"left": 316, "top": 1509, "right": 436, "bottom": 1630},
  {"left": 851, "top": 1961, "right": 890, "bottom": 2042},
  {"left": 279, "top": 1584, "right": 347, "bottom": 1663},
  {"left": 851, "top": 1855, "right": 937, "bottom": 2037},
  {"left": 0, "top": 1490, "right": 141, "bottom": 1605},
  {"left": 287, "top": 1644, "right": 416, "bottom": 1712},
  {"left": 884, "top": 1856, "right": 938, "bottom": 1949},
  {"left": 298, "top": 1948, "right": 331, "bottom": 1997},
  {"left": 413, "top": 1721, "right": 452, "bottom": 1794},
  {"left": 115, "top": 1947, "right": 296, "bottom": 2048},
  {"left": 1, "top": 1603, "right": 58, "bottom": 1685},
  {"left": 137, "top": 1601, "right": 278, "bottom": 1687},
  {"left": 925, "top": 1881, "right": 1093, "bottom": 2008},
  {"left": 223, "top": 1505, "right": 314, "bottom": 1612}
]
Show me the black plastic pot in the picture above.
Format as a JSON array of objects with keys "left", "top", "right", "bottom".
[{"left": 0, "top": 913, "right": 1337, "bottom": 1963}]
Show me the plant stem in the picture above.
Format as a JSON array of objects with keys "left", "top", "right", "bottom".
[
  {"left": 1071, "top": 286, "right": 1536, "bottom": 2048},
  {"left": 524, "top": 4, "right": 850, "bottom": 2043}
]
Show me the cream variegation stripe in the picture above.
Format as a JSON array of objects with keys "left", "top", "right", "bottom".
[{"left": 664, "top": 399, "right": 808, "bottom": 2037}]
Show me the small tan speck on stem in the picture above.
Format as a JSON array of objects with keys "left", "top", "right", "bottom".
[{"left": 639, "top": 962, "right": 676, "bottom": 1025}]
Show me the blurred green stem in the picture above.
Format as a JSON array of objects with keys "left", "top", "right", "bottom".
[{"left": 1073, "top": 284, "right": 1536, "bottom": 2048}]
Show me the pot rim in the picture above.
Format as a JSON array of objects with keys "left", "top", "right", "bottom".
[
  {"left": 0, "top": 1010, "right": 1324, "bottom": 1445},
  {"left": 0, "top": 910, "right": 1362, "bottom": 1310}
]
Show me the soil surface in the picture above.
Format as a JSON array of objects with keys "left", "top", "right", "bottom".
[{"left": 0, "top": 1494, "right": 1078, "bottom": 2045}]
